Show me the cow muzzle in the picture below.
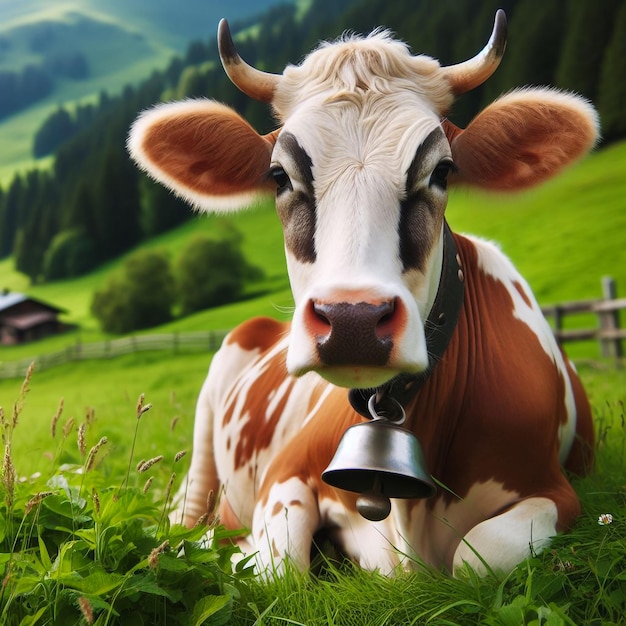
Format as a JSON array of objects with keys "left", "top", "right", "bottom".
[
  {"left": 305, "top": 297, "right": 403, "bottom": 368},
  {"left": 286, "top": 286, "right": 429, "bottom": 387}
]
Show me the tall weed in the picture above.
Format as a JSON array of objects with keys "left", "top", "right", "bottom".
[{"left": 0, "top": 365, "right": 254, "bottom": 625}]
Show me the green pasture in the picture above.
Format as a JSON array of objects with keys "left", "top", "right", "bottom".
[
  {"left": 0, "top": 354, "right": 622, "bottom": 478},
  {"left": 446, "top": 140, "right": 626, "bottom": 304},
  {"left": 0, "top": 351, "right": 623, "bottom": 623}
]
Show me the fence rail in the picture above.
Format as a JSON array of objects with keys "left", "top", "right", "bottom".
[
  {"left": 540, "top": 277, "right": 625, "bottom": 360},
  {"left": 0, "top": 331, "right": 228, "bottom": 380}
]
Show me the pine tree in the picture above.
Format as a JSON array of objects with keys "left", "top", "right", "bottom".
[
  {"left": 597, "top": 2, "right": 626, "bottom": 141},
  {"left": 0, "top": 175, "right": 23, "bottom": 258},
  {"left": 13, "top": 173, "right": 58, "bottom": 282},
  {"left": 32, "top": 105, "right": 76, "bottom": 157},
  {"left": 139, "top": 177, "right": 190, "bottom": 238},
  {"left": 555, "top": 0, "right": 620, "bottom": 102},
  {"left": 92, "top": 138, "right": 141, "bottom": 259}
]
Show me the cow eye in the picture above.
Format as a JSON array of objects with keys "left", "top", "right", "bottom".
[
  {"left": 270, "top": 166, "right": 291, "bottom": 191},
  {"left": 429, "top": 160, "right": 455, "bottom": 190}
]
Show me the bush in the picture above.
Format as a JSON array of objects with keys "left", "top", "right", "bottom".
[
  {"left": 176, "top": 235, "right": 263, "bottom": 316},
  {"left": 42, "top": 229, "right": 97, "bottom": 280},
  {"left": 92, "top": 250, "right": 176, "bottom": 334}
]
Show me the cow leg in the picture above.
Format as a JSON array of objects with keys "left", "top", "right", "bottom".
[
  {"left": 170, "top": 374, "right": 220, "bottom": 527},
  {"left": 452, "top": 496, "right": 563, "bottom": 576},
  {"left": 251, "top": 477, "right": 321, "bottom": 576}
]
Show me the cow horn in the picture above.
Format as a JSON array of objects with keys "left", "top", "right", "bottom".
[
  {"left": 443, "top": 9, "right": 507, "bottom": 95},
  {"left": 218, "top": 19, "right": 281, "bottom": 103}
]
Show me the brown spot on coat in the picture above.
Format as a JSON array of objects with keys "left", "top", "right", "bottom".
[
  {"left": 272, "top": 502, "right": 285, "bottom": 516},
  {"left": 513, "top": 281, "right": 533, "bottom": 308},
  {"left": 226, "top": 316, "right": 288, "bottom": 352}
]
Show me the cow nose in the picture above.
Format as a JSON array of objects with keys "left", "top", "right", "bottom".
[{"left": 308, "top": 299, "right": 399, "bottom": 366}]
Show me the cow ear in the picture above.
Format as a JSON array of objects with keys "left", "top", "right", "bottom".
[
  {"left": 448, "top": 88, "right": 600, "bottom": 191},
  {"left": 128, "top": 99, "right": 278, "bottom": 212}
]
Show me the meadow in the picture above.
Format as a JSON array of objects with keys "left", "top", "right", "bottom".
[
  {"left": 0, "top": 347, "right": 624, "bottom": 624},
  {"left": 0, "top": 140, "right": 625, "bottom": 623}
]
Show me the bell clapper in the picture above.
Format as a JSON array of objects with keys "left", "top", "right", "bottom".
[{"left": 356, "top": 476, "right": 392, "bottom": 521}]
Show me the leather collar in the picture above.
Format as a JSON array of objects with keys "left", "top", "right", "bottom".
[{"left": 349, "top": 220, "right": 465, "bottom": 418}]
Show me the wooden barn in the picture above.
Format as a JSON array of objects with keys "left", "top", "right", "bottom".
[{"left": 0, "top": 291, "right": 66, "bottom": 345}]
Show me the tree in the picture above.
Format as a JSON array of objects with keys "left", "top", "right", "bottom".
[
  {"left": 91, "top": 250, "right": 176, "bottom": 334},
  {"left": 33, "top": 105, "right": 76, "bottom": 157},
  {"left": 555, "top": 0, "right": 619, "bottom": 102},
  {"left": 0, "top": 175, "right": 23, "bottom": 258},
  {"left": 597, "top": 3, "right": 626, "bottom": 142},
  {"left": 480, "top": 0, "right": 568, "bottom": 108},
  {"left": 42, "top": 229, "right": 97, "bottom": 280},
  {"left": 13, "top": 171, "right": 59, "bottom": 283},
  {"left": 139, "top": 176, "right": 191, "bottom": 238},
  {"left": 0, "top": 70, "right": 18, "bottom": 118},
  {"left": 91, "top": 138, "right": 141, "bottom": 259},
  {"left": 176, "top": 234, "right": 263, "bottom": 316}
]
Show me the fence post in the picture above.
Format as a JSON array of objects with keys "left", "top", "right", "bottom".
[
  {"left": 599, "top": 276, "right": 623, "bottom": 359},
  {"left": 553, "top": 306, "right": 563, "bottom": 346}
]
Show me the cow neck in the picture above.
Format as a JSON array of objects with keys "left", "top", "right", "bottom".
[{"left": 348, "top": 220, "right": 465, "bottom": 419}]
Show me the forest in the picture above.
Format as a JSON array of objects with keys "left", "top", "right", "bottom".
[
  {"left": 0, "top": 0, "right": 624, "bottom": 285},
  {"left": 0, "top": 54, "right": 89, "bottom": 121}
]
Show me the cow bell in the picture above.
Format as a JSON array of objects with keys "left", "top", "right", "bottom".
[{"left": 322, "top": 401, "right": 436, "bottom": 521}]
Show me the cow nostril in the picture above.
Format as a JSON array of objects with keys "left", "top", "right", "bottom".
[
  {"left": 375, "top": 299, "right": 397, "bottom": 337},
  {"left": 310, "top": 301, "right": 332, "bottom": 335}
]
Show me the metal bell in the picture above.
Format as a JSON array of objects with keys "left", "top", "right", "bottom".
[{"left": 322, "top": 419, "right": 436, "bottom": 521}]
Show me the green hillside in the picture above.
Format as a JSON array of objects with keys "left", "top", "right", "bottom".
[
  {"left": 446, "top": 140, "right": 626, "bottom": 304},
  {"left": 0, "top": 0, "right": 298, "bottom": 183},
  {"left": 2, "top": 139, "right": 625, "bottom": 362}
]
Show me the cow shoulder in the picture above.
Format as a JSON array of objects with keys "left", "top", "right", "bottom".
[
  {"left": 225, "top": 316, "right": 289, "bottom": 354},
  {"left": 451, "top": 234, "right": 582, "bottom": 464},
  {"left": 204, "top": 317, "right": 289, "bottom": 404}
]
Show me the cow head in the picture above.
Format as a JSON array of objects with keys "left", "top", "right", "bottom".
[{"left": 128, "top": 11, "right": 598, "bottom": 388}]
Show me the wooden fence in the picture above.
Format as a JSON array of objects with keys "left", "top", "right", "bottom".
[
  {"left": 0, "top": 331, "right": 228, "bottom": 380},
  {"left": 1, "top": 277, "right": 623, "bottom": 380},
  {"left": 541, "top": 276, "right": 624, "bottom": 360}
]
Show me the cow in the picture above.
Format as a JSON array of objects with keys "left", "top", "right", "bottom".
[{"left": 128, "top": 10, "right": 597, "bottom": 577}]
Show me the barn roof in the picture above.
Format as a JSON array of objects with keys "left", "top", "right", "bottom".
[{"left": 0, "top": 292, "right": 66, "bottom": 315}]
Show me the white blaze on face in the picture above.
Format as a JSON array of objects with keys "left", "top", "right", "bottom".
[{"left": 270, "top": 93, "right": 453, "bottom": 387}]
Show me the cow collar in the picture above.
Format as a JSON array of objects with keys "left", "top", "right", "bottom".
[{"left": 348, "top": 220, "right": 465, "bottom": 419}]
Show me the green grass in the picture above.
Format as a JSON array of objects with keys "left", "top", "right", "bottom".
[
  {"left": 446, "top": 141, "right": 626, "bottom": 304},
  {"left": 0, "top": 359, "right": 253, "bottom": 624},
  {"left": 0, "top": 352, "right": 208, "bottom": 478},
  {"left": 0, "top": 354, "right": 623, "bottom": 624}
]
